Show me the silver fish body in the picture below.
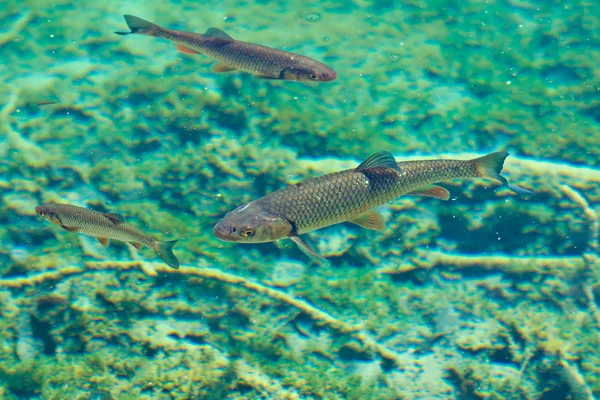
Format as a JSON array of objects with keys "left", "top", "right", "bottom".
[
  {"left": 36, "top": 203, "right": 180, "bottom": 269},
  {"left": 213, "top": 151, "right": 532, "bottom": 261},
  {"left": 116, "top": 15, "right": 337, "bottom": 82}
]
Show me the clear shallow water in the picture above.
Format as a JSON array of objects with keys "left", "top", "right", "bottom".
[{"left": 0, "top": 1, "right": 599, "bottom": 399}]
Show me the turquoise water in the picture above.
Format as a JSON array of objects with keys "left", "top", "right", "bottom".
[{"left": 1, "top": 0, "right": 599, "bottom": 398}]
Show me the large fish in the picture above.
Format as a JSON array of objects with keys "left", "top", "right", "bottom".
[
  {"left": 213, "top": 151, "right": 532, "bottom": 261},
  {"left": 36, "top": 204, "right": 180, "bottom": 269},
  {"left": 115, "top": 15, "right": 337, "bottom": 82}
]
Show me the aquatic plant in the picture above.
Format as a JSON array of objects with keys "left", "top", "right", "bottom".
[{"left": 0, "top": 152, "right": 598, "bottom": 398}]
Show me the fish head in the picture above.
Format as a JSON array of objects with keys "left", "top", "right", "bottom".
[
  {"left": 282, "top": 63, "right": 337, "bottom": 82},
  {"left": 213, "top": 202, "right": 292, "bottom": 243},
  {"left": 35, "top": 205, "right": 62, "bottom": 226}
]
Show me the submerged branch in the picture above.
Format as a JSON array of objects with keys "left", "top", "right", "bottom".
[
  {"left": 0, "top": 260, "right": 406, "bottom": 367},
  {"left": 0, "top": 10, "right": 32, "bottom": 47}
]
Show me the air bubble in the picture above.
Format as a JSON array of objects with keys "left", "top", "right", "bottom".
[{"left": 306, "top": 13, "right": 321, "bottom": 22}]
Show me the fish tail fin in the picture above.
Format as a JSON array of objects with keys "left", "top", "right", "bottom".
[
  {"left": 154, "top": 239, "right": 180, "bottom": 269},
  {"left": 472, "top": 152, "right": 533, "bottom": 196},
  {"left": 115, "top": 15, "right": 161, "bottom": 36}
]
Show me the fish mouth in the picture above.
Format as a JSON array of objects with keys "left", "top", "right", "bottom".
[
  {"left": 323, "top": 69, "right": 337, "bottom": 81},
  {"left": 35, "top": 205, "right": 50, "bottom": 218},
  {"left": 213, "top": 222, "right": 234, "bottom": 242}
]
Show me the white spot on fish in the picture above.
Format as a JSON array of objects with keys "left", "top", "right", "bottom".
[{"left": 237, "top": 203, "right": 251, "bottom": 213}]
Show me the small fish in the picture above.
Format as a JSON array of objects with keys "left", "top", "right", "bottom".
[
  {"left": 115, "top": 15, "right": 337, "bottom": 82},
  {"left": 36, "top": 100, "right": 57, "bottom": 106},
  {"left": 36, "top": 204, "right": 180, "bottom": 269},
  {"left": 213, "top": 151, "right": 532, "bottom": 261}
]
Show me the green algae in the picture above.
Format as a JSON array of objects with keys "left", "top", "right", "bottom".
[{"left": 0, "top": 361, "right": 46, "bottom": 398}]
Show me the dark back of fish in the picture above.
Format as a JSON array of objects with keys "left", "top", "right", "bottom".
[{"left": 255, "top": 158, "right": 483, "bottom": 234}]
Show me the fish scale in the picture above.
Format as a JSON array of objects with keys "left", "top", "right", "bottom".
[
  {"left": 212, "top": 42, "right": 293, "bottom": 76},
  {"left": 396, "top": 159, "right": 479, "bottom": 183},
  {"left": 257, "top": 168, "right": 398, "bottom": 234},
  {"left": 166, "top": 31, "right": 320, "bottom": 77}
]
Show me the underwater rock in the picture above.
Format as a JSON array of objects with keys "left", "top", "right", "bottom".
[{"left": 270, "top": 260, "right": 305, "bottom": 287}]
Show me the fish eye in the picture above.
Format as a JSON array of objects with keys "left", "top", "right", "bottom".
[
  {"left": 308, "top": 73, "right": 318, "bottom": 80},
  {"left": 241, "top": 228, "right": 254, "bottom": 237}
]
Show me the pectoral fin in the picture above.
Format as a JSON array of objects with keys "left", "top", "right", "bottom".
[
  {"left": 49, "top": 215, "right": 64, "bottom": 227},
  {"left": 61, "top": 225, "right": 79, "bottom": 233},
  {"left": 290, "top": 236, "right": 328, "bottom": 264},
  {"left": 407, "top": 185, "right": 450, "bottom": 200},
  {"left": 176, "top": 43, "right": 200, "bottom": 54},
  {"left": 212, "top": 62, "right": 237, "bottom": 73},
  {"left": 97, "top": 237, "right": 110, "bottom": 247},
  {"left": 350, "top": 210, "right": 385, "bottom": 231}
]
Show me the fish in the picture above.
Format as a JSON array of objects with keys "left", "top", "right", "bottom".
[
  {"left": 36, "top": 203, "right": 180, "bottom": 269},
  {"left": 36, "top": 100, "right": 57, "bottom": 106},
  {"left": 115, "top": 15, "right": 337, "bottom": 82},
  {"left": 213, "top": 151, "right": 532, "bottom": 262}
]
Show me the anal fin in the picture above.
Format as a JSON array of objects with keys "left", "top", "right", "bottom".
[
  {"left": 97, "top": 237, "right": 110, "bottom": 247},
  {"left": 407, "top": 185, "right": 450, "bottom": 200},
  {"left": 176, "top": 43, "right": 200, "bottom": 54},
  {"left": 130, "top": 242, "right": 142, "bottom": 251},
  {"left": 290, "top": 236, "right": 328, "bottom": 265},
  {"left": 350, "top": 210, "right": 385, "bottom": 231},
  {"left": 211, "top": 62, "right": 237, "bottom": 73}
]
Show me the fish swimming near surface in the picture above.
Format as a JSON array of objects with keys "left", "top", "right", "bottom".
[
  {"left": 213, "top": 151, "right": 532, "bottom": 262},
  {"left": 115, "top": 15, "right": 337, "bottom": 82},
  {"left": 36, "top": 100, "right": 57, "bottom": 106},
  {"left": 36, "top": 203, "right": 180, "bottom": 269}
]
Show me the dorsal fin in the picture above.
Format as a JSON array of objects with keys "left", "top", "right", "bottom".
[
  {"left": 356, "top": 151, "right": 401, "bottom": 171},
  {"left": 104, "top": 212, "right": 125, "bottom": 225},
  {"left": 204, "top": 27, "right": 233, "bottom": 40}
]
